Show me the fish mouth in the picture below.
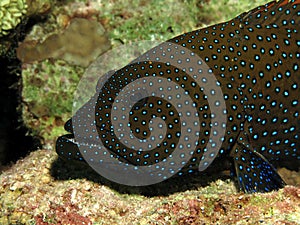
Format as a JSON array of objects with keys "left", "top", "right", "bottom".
[
  {"left": 56, "top": 117, "right": 82, "bottom": 160},
  {"left": 58, "top": 133, "right": 101, "bottom": 147},
  {"left": 56, "top": 133, "right": 84, "bottom": 161},
  {"left": 56, "top": 117, "right": 112, "bottom": 162},
  {"left": 56, "top": 132, "right": 106, "bottom": 162},
  {"left": 56, "top": 128, "right": 134, "bottom": 167}
]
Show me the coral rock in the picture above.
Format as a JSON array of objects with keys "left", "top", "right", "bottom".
[{"left": 0, "top": 0, "right": 27, "bottom": 37}]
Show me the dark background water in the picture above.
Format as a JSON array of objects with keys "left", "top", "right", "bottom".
[{"left": 0, "top": 56, "right": 40, "bottom": 169}]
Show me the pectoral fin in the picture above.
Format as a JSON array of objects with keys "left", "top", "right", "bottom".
[{"left": 230, "top": 130, "right": 286, "bottom": 193}]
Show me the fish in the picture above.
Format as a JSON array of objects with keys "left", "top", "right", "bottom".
[{"left": 56, "top": 0, "right": 300, "bottom": 193}]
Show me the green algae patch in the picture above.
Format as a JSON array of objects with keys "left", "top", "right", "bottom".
[
  {"left": 21, "top": 60, "right": 84, "bottom": 141},
  {"left": 97, "top": 0, "right": 198, "bottom": 44},
  {"left": 195, "top": 0, "right": 268, "bottom": 26}
]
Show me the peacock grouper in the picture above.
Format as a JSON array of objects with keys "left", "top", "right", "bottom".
[{"left": 56, "top": 0, "right": 300, "bottom": 193}]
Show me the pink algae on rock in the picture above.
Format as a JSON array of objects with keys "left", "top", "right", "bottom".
[{"left": 17, "top": 18, "right": 111, "bottom": 67}]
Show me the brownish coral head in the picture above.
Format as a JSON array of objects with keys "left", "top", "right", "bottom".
[{"left": 17, "top": 18, "right": 111, "bottom": 67}]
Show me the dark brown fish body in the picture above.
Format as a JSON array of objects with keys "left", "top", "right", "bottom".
[{"left": 56, "top": 0, "right": 300, "bottom": 192}]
